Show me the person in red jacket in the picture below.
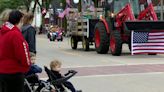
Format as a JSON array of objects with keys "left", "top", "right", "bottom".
[{"left": 0, "top": 10, "right": 31, "bottom": 92}]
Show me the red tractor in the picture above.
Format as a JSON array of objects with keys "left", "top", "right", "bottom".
[{"left": 94, "top": 0, "right": 163, "bottom": 56}]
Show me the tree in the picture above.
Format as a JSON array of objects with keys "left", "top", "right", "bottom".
[{"left": 0, "top": 0, "right": 27, "bottom": 13}]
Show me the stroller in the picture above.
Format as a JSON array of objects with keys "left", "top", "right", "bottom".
[
  {"left": 44, "top": 66, "right": 80, "bottom": 92},
  {"left": 24, "top": 74, "right": 53, "bottom": 92}
]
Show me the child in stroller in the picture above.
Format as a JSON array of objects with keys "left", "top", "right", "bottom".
[
  {"left": 24, "top": 56, "right": 46, "bottom": 92},
  {"left": 24, "top": 65, "right": 53, "bottom": 92},
  {"left": 45, "top": 59, "right": 82, "bottom": 92}
]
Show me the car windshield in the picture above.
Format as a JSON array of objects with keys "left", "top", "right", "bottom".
[{"left": 114, "top": 0, "right": 139, "bottom": 15}]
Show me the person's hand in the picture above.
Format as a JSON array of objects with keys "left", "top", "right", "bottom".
[{"left": 68, "top": 70, "right": 77, "bottom": 73}]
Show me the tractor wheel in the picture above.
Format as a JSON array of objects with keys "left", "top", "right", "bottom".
[
  {"left": 82, "top": 37, "right": 89, "bottom": 51},
  {"left": 71, "top": 36, "right": 78, "bottom": 49},
  {"left": 94, "top": 22, "right": 110, "bottom": 54},
  {"left": 110, "top": 31, "right": 122, "bottom": 56}
]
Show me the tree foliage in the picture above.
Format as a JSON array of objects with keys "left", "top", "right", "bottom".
[{"left": 0, "top": 0, "right": 26, "bottom": 13}]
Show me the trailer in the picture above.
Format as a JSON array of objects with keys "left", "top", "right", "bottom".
[{"left": 67, "top": 6, "right": 103, "bottom": 51}]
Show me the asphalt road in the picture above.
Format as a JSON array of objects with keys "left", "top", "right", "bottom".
[{"left": 36, "top": 35, "right": 164, "bottom": 92}]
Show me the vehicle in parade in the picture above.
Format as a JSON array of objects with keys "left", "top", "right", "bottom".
[
  {"left": 67, "top": 0, "right": 102, "bottom": 51},
  {"left": 68, "top": 0, "right": 164, "bottom": 56},
  {"left": 47, "top": 25, "right": 63, "bottom": 41},
  {"left": 94, "top": 0, "right": 164, "bottom": 56}
]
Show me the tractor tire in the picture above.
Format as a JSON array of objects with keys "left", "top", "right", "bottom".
[
  {"left": 110, "top": 31, "right": 122, "bottom": 56},
  {"left": 94, "top": 22, "right": 110, "bottom": 54},
  {"left": 82, "top": 37, "right": 89, "bottom": 51},
  {"left": 71, "top": 36, "right": 78, "bottom": 49}
]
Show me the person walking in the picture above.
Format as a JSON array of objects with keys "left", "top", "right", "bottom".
[{"left": 0, "top": 10, "right": 31, "bottom": 92}]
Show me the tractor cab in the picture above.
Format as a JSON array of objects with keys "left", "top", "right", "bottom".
[{"left": 105, "top": 0, "right": 141, "bottom": 17}]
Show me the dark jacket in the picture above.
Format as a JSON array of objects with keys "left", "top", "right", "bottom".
[
  {"left": 0, "top": 22, "right": 31, "bottom": 74},
  {"left": 51, "top": 70, "right": 63, "bottom": 79},
  {"left": 21, "top": 24, "right": 36, "bottom": 54}
]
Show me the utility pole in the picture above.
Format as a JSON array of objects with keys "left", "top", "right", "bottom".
[{"left": 161, "top": 0, "right": 163, "bottom": 20}]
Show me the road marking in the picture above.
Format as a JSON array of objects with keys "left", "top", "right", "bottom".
[
  {"left": 60, "top": 50, "right": 83, "bottom": 57},
  {"left": 73, "top": 72, "right": 164, "bottom": 78},
  {"left": 58, "top": 48, "right": 83, "bottom": 57},
  {"left": 62, "top": 63, "right": 164, "bottom": 68},
  {"left": 39, "top": 64, "right": 164, "bottom": 79},
  {"left": 40, "top": 72, "right": 164, "bottom": 80}
]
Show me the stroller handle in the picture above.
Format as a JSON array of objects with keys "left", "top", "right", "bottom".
[{"left": 44, "top": 66, "right": 77, "bottom": 85}]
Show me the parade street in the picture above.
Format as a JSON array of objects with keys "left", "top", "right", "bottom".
[{"left": 36, "top": 35, "right": 164, "bottom": 92}]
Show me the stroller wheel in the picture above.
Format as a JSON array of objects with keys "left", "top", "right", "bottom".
[{"left": 24, "top": 84, "right": 32, "bottom": 92}]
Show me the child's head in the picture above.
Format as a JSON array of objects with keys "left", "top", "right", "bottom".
[{"left": 50, "top": 60, "right": 62, "bottom": 72}]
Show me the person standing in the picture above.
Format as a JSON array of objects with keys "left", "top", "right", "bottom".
[
  {"left": 0, "top": 9, "right": 12, "bottom": 28},
  {"left": 0, "top": 10, "right": 31, "bottom": 92},
  {"left": 21, "top": 12, "right": 36, "bottom": 56},
  {"left": 21, "top": 12, "right": 42, "bottom": 76}
]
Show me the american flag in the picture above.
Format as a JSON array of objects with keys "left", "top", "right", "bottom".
[
  {"left": 66, "top": 0, "right": 70, "bottom": 5},
  {"left": 131, "top": 31, "right": 164, "bottom": 55},
  {"left": 89, "top": 1, "right": 95, "bottom": 12},
  {"left": 58, "top": 12, "right": 65, "bottom": 18},
  {"left": 58, "top": 8, "right": 70, "bottom": 18}
]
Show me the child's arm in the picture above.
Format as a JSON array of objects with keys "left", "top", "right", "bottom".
[
  {"left": 31, "top": 64, "right": 42, "bottom": 73},
  {"left": 64, "top": 70, "right": 77, "bottom": 76}
]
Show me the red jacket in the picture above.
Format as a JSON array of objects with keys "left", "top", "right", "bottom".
[{"left": 0, "top": 22, "right": 31, "bottom": 74}]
